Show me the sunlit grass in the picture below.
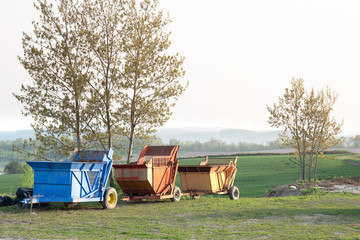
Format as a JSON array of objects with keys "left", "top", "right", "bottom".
[{"left": 1, "top": 194, "right": 360, "bottom": 239}]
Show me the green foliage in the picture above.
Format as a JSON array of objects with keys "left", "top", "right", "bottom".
[
  {"left": 267, "top": 78, "right": 342, "bottom": 181},
  {"left": 119, "top": 0, "right": 187, "bottom": 162},
  {"left": 20, "top": 162, "right": 34, "bottom": 188},
  {"left": 4, "top": 161, "right": 24, "bottom": 174},
  {"left": 15, "top": 0, "right": 187, "bottom": 163}
]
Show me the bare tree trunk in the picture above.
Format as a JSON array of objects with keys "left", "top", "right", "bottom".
[
  {"left": 127, "top": 124, "right": 135, "bottom": 164},
  {"left": 302, "top": 151, "right": 307, "bottom": 181},
  {"left": 106, "top": 113, "right": 115, "bottom": 187},
  {"left": 314, "top": 155, "right": 318, "bottom": 181},
  {"left": 299, "top": 154, "right": 303, "bottom": 180},
  {"left": 308, "top": 153, "right": 313, "bottom": 182},
  {"left": 104, "top": 73, "right": 116, "bottom": 187},
  {"left": 126, "top": 68, "right": 138, "bottom": 164},
  {"left": 75, "top": 97, "right": 82, "bottom": 150}
]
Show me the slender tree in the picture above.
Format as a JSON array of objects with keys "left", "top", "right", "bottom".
[
  {"left": 15, "top": 0, "right": 94, "bottom": 158},
  {"left": 15, "top": 0, "right": 187, "bottom": 163},
  {"left": 267, "top": 78, "right": 342, "bottom": 182},
  {"left": 267, "top": 78, "right": 308, "bottom": 180},
  {"left": 306, "top": 87, "right": 342, "bottom": 181},
  {"left": 82, "top": 0, "right": 125, "bottom": 152},
  {"left": 119, "top": 0, "right": 187, "bottom": 163}
]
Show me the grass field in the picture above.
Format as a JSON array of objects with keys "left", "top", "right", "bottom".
[
  {"left": 178, "top": 153, "right": 360, "bottom": 198},
  {"left": 1, "top": 153, "right": 360, "bottom": 239},
  {"left": 1, "top": 153, "right": 360, "bottom": 197},
  {"left": 1, "top": 193, "right": 360, "bottom": 239},
  {"left": 0, "top": 174, "right": 22, "bottom": 195}
]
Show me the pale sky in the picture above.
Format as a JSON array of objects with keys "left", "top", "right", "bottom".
[{"left": 1, "top": 0, "right": 360, "bottom": 132}]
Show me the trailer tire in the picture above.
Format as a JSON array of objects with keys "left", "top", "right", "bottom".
[
  {"left": 171, "top": 186, "right": 181, "bottom": 202},
  {"left": 229, "top": 186, "right": 239, "bottom": 200},
  {"left": 102, "top": 187, "right": 118, "bottom": 209}
]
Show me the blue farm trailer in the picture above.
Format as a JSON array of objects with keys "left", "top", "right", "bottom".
[{"left": 23, "top": 149, "right": 117, "bottom": 209}]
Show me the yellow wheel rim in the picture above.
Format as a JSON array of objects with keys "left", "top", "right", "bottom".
[{"left": 108, "top": 192, "right": 116, "bottom": 205}]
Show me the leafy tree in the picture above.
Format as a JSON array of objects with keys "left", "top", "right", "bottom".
[
  {"left": 267, "top": 78, "right": 342, "bottom": 181},
  {"left": 267, "top": 78, "right": 307, "bottom": 180},
  {"left": 4, "top": 161, "right": 24, "bottom": 174},
  {"left": 119, "top": 0, "right": 187, "bottom": 163},
  {"left": 14, "top": 0, "right": 94, "bottom": 158},
  {"left": 82, "top": 0, "right": 125, "bottom": 152},
  {"left": 15, "top": 0, "right": 186, "bottom": 165},
  {"left": 305, "top": 88, "right": 342, "bottom": 181}
]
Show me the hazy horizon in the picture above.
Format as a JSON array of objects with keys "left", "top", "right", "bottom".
[{"left": 1, "top": 1, "right": 360, "bottom": 132}]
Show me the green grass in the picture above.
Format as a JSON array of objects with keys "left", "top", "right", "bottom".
[
  {"left": 0, "top": 174, "right": 22, "bottom": 195},
  {"left": 179, "top": 154, "right": 360, "bottom": 198},
  {"left": 1, "top": 194, "right": 360, "bottom": 239},
  {"left": 1, "top": 154, "right": 360, "bottom": 239},
  {"left": 2, "top": 154, "right": 360, "bottom": 197}
]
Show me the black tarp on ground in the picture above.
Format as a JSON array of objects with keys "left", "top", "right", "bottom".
[{"left": 0, "top": 187, "right": 33, "bottom": 207}]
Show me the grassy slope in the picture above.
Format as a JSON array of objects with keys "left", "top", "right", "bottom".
[
  {"left": 0, "top": 174, "right": 22, "bottom": 195},
  {"left": 1, "top": 154, "right": 360, "bottom": 197},
  {"left": 179, "top": 154, "right": 360, "bottom": 198},
  {"left": 1, "top": 194, "right": 360, "bottom": 239},
  {"left": 0, "top": 154, "right": 360, "bottom": 239}
]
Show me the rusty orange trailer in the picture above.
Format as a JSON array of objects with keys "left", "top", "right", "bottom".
[
  {"left": 113, "top": 145, "right": 181, "bottom": 202},
  {"left": 178, "top": 156, "right": 239, "bottom": 200}
]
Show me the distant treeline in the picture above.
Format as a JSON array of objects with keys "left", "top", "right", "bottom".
[
  {"left": 166, "top": 138, "right": 285, "bottom": 152},
  {"left": 0, "top": 137, "right": 163, "bottom": 162},
  {"left": 1, "top": 135, "right": 360, "bottom": 162},
  {"left": 165, "top": 135, "right": 360, "bottom": 152},
  {"left": 0, "top": 139, "right": 27, "bottom": 162},
  {"left": 340, "top": 135, "right": 360, "bottom": 148}
]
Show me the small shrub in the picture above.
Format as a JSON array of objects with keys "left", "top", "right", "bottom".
[
  {"left": 301, "top": 187, "right": 327, "bottom": 196},
  {"left": 21, "top": 162, "right": 34, "bottom": 188},
  {"left": 4, "top": 161, "right": 24, "bottom": 174}
]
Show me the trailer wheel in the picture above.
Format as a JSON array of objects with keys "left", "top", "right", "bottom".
[
  {"left": 229, "top": 186, "right": 239, "bottom": 200},
  {"left": 102, "top": 187, "right": 118, "bottom": 209},
  {"left": 171, "top": 186, "right": 181, "bottom": 202}
]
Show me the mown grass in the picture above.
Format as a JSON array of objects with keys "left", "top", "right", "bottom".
[
  {"left": 0, "top": 174, "right": 22, "bottom": 195},
  {"left": 1, "top": 154, "right": 360, "bottom": 197},
  {"left": 0, "top": 154, "right": 360, "bottom": 239},
  {"left": 179, "top": 153, "right": 360, "bottom": 198},
  {"left": 1, "top": 193, "right": 360, "bottom": 239}
]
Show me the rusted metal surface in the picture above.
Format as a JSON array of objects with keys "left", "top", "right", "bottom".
[{"left": 113, "top": 145, "right": 179, "bottom": 201}]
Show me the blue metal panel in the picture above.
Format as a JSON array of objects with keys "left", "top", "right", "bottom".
[{"left": 25, "top": 149, "right": 114, "bottom": 204}]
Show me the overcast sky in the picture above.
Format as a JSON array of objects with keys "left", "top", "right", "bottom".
[{"left": 1, "top": 0, "right": 360, "bottom": 132}]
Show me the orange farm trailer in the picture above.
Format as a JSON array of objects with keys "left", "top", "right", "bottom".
[
  {"left": 113, "top": 145, "right": 181, "bottom": 202},
  {"left": 178, "top": 156, "right": 239, "bottom": 200}
]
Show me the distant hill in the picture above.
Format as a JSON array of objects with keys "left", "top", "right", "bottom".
[
  {"left": 0, "top": 130, "right": 34, "bottom": 141},
  {"left": 156, "top": 127, "right": 282, "bottom": 144},
  {"left": 0, "top": 128, "right": 280, "bottom": 144}
]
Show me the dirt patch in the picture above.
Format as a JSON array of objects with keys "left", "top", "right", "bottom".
[
  {"left": 317, "top": 176, "right": 360, "bottom": 187},
  {"left": 265, "top": 185, "right": 302, "bottom": 197},
  {"left": 266, "top": 176, "right": 360, "bottom": 197}
]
